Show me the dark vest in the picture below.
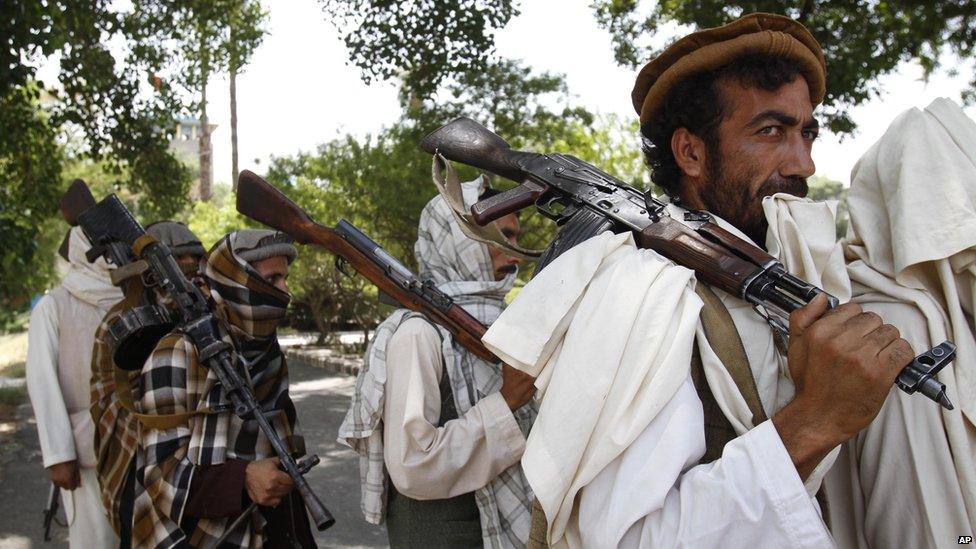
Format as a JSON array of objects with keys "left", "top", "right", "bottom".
[{"left": 385, "top": 338, "right": 483, "bottom": 549}]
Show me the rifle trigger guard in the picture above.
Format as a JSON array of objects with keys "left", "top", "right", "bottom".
[
  {"left": 335, "top": 256, "right": 354, "bottom": 278},
  {"left": 536, "top": 193, "right": 576, "bottom": 223}
]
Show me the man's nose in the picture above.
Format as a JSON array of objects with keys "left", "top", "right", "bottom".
[{"left": 781, "top": 136, "right": 816, "bottom": 179}]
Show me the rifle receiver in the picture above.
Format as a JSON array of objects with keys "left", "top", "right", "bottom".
[
  {"left": 59, "top": 179, "right": 96, "bottom": 226},
  {"left": 236, "top": 170, "right": 315, "bottom": 244},
  {"left": 419, "top": 117, "right": 536, "bottom": 183}
]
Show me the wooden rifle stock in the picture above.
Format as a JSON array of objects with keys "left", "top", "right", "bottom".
[
  {"left": 637, "top": 218, "right": 763, "bottom": 292},
  {"left": 235, "top": 170, "right": 497, "bottom": 362},
  {"left": 420, "top": 116, "right": 545, "bottom": 225}
]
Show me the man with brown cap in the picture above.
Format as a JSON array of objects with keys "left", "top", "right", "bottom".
[
  {"left": 484, "top": 13, "right": 920, "bottom": 548},
  {"left": 623, "top": 11, "right": 917, "bottom": 547},
  {"left": 130, "top": 229, "right": 316, "bottom": 548}
]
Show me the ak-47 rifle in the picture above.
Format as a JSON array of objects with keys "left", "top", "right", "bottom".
[
  {"left": 235, "top": 170, "right": 496, "bottom": 362},
  {"left": 419, "top": 116, "right": 957, "bottom": 410},
  {"left": 59, "top": 180, "right": 175, "bottom": 370},
  {"left": 73, "top": 193, "right": 335, "bottom": 532}
]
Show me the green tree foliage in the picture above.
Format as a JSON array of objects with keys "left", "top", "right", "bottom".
[
  {"left": 325, "top": 0, "right": 976, "bottom": 135},
  {"left": 0, "top": 85, "right": 64, "bottom": 316},
  {"left": 806, "top": 174, "right": 849, "bottom": 238},
  {"left": 2, "top": 0, "right": 192, "bottom": 213},
  {"left": 592, "top": 0, "right": 976, "bottom": 134},
  {"left": 322, "top": 0, "right": 520, "bottom": 100},
  {"left": 128, "top": 0, "right": 268, "bottom": 197},
  {"left": 1, "top": 0, "right": 205, "bottom": 319}
]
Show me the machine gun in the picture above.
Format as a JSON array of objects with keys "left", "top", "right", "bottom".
[
  {"left": 420, "top": 116, "right": 957, "bottom": 410},
  {"left": 73, "top": 194, "right": 335, "bottom": 532},
  {"left": 235, "top": 170, "right": 497, "bottom": 362},
  {"left": 59, "top": 180, "right": 174, "bottom": 370}
]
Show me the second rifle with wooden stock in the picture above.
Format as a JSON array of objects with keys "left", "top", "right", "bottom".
[
  {"left": 235, "top": 170, "right": 497, "bottom": 362},
  {"left": 419, "top": 116, "right": 958, "bottom": 410}
]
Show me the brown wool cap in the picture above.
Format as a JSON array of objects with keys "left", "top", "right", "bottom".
[{"left": 632, "top": 13, "right": 826, "bottom": 124}]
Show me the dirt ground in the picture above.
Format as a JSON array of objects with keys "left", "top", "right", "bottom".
[{"left": 0, "top": 340, "right": 387, "bottom": 548}]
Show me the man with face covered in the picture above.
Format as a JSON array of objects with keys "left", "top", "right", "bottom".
[
  {"left": 482, "top": 13, "right": 917, "bottom": 548},
  {"left": 339, "top": 185, "right": 538, "bottom": 548},
  {"left": 130, "top": 229, "right": 314, "bottom": 548},
  {"left": 90, "top": 220, "right": 206, "bottom": 544}
]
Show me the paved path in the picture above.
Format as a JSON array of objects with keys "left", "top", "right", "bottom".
[{"left": 0, "top": 358, "right": 387, "bottom": 548}]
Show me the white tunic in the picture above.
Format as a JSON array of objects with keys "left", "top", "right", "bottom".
[
  {"left": 484, "top": 198, "right": 847, "bottom": 548},
  {"left": 383, "top": 317, "right": 526, "bottom": 499},
  {"left": 24, "top": 227, "right": 121, "bottom": 548}
]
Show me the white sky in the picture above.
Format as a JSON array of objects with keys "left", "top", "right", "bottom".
[{"left": 70, "top": 0, "right": 976, "bottom": 186}]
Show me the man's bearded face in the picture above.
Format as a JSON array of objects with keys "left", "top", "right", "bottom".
[{"left": 695, "top": 77, "right": 818, "bottom": 246}]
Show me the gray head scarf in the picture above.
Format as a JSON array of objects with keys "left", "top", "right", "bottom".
[{"left": 146, "top": 221, "right": 206, "bottom": 258}]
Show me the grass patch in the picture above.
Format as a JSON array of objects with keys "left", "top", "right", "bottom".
[
  {"left": 0, "top": 386, "right": 27, "bottom": 406},
  {"left": 0, "top": 362, "right": 25, "bottom": 378}
]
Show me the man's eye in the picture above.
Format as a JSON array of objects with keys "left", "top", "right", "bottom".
[
  {"left": 758, "top": 125, "right": 782, "bottom": 136},
  {"left": 802, "top": 129, "right": 820, "bottom": 141}
]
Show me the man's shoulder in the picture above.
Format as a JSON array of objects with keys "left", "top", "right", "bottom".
[{"left": 386, "top": 315, "right": 444, "bottom": 353}]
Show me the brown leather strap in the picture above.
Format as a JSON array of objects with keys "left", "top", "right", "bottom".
[{"left": 694, "top": 284, "right": 767, "bottom": 426}]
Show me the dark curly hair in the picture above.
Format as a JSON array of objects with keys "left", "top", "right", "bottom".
[{"left": 640, "top": 54, "right": 806, "bottom": 199}]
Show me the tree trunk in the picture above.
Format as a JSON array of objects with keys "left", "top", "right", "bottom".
[
  {"left": 230, "top": 19, "right": 240, "bottom": 191},
  {"left": 198, "top": 34, "right": 213, "bottom": 201}
]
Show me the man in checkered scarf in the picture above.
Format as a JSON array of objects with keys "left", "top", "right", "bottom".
[
  {"left": 90, "top": 221, "right": 206, "bottom": 543},
  {"left": 131, "top": 229, "right": 315, "bottom": 548},
  {"left": 338, "top": 180, "right": 538, "bottom": 548}
]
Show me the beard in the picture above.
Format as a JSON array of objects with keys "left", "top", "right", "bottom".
[{"left": 699, "top": 149, "right": 808, "bottom": 247}]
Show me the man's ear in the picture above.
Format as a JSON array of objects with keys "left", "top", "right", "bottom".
[{"left": 671, "top": 128, "right": 707, "bottom": 180}]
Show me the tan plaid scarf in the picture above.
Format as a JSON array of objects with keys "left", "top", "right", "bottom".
[
  {"left": 91, "top": 258, "right": 205, "bottom": 535},
  {"left": 91, "top": 302, "right": 142, "bottom": 534},
  {"left": 338, "top": 192, "right": 538, "bottom": 548},
  {"left": 131, "top": 233, "right": 299, "bottom": 549}
]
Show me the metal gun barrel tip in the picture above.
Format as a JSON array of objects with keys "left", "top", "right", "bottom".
[{"left": 940, "top": 392, "right": 954, "bottom": 410}]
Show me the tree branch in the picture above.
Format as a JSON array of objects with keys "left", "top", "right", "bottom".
[{"left": 798, "top": 0, "right": 816, "bottom": 22}]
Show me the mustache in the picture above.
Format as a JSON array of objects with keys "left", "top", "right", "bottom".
[{"left": 756, "top": 176, "right": 808, "bottom": 199}]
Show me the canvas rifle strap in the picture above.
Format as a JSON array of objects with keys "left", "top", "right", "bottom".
[
  {"left": 431, "top": 153, "right": 544, "bottom": 261},
  {"left": 693, "top": 284, "right": 767, "bottom": 427}
]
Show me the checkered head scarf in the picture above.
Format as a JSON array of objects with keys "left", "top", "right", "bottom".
[
  {"left": 339, "top": 192, "right": 536, "bottom": 548},
  {"left": 132, "top": 231, "right": 304, "bottom": 548},
  {"left": 415, "top": 180, "right": 517, "bottom": 323},
  {"left": 206, "top": 230, "right": 294, "bottom": 342}
]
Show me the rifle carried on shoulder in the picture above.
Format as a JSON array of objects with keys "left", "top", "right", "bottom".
[
  {"left": 419, "top": 116, "right": 957, "bottom": 410},
  {"left": 235, "top": 170, "right": 497, "bottom": 363},
  {"left": 72, "top": 193, "right": 335, "bottom": 532}
]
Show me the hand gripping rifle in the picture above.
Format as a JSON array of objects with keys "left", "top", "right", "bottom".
[
  {"left": 235, "top": 170, "right": 497, "bottom": 363},
  {"left": 73, "top": 194, "right": 335, "bottom": 531},
  {"left": 420, "top": 116, "right": 957, "bottom": 410}
]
